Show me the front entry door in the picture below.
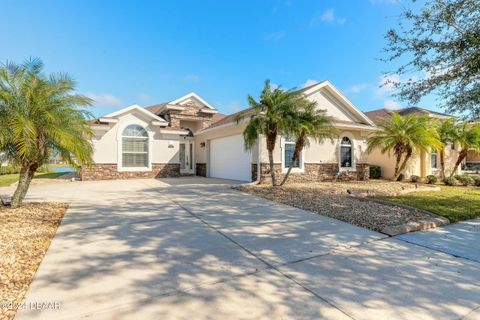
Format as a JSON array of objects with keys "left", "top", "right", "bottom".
[{"left": 180, "top": 142, "right": 194, "bottom": 174}]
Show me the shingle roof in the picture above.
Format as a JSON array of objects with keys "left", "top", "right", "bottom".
[
  {"left": 365, "top": 107, "right": 453, "bottom": 124},
  {"left": 144, "top": 103, "right": 168, "bottom": 115},
  {"left": 206, "top": 107, "right": 256, "bottom": 129}
]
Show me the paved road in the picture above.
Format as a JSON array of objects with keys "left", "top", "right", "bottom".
[{"left": 4, "top": 177, "right": 479, "bottom": 320}]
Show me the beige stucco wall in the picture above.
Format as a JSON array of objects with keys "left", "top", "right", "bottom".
[
  {"left": 258, "top": 129, "right": 369, "bottom": 168},
  {"left": 367, "top": 144, "right": 462, "bottom": 179},
  {"left": 306, "top": 90, "right": 359, "bottom": 122},
  {"left": 467, "top": 150, "right": 480, "bottom": 162},
  {"left": 92, "top": 111, "right": 179, "bottom": 165}
]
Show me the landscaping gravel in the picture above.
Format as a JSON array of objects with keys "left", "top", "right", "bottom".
[
  {"left": 0, "top": 203, "right": 67, "bottom": 320},
  {"left": 238, "top": 181, "right": 439, "bottom": 232}
]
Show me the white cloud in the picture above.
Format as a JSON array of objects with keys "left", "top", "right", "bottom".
[
  {"left": 384, "top": 99, "right": 401, "bottom": 109},
  {"left": 375, "top": 74, "right": 401, "bottom": 98},
  {"left": 347, "top": 83, "right": 368, "bottom": 94},
  {"left": 265, "top": 31, "right": 286, "bottom": 41},
  {"left": 85, "top": 92, "right": 123, "bottom": 107},
  {"left": 138, "top": 94, "right": 150, "bottom": 103},
  {"left": 302, "top": 79, "right": 319, "bottom": 88},
  {"left": 321, "top": 9, "right": 336, "bottom": 23},
  {"left": 184, "top": 74, "right": 200, "bottom": 82},
  {"left": 310, "top": 9, "right": 346, "bottom": 26}
]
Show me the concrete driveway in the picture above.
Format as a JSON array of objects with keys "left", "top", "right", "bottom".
[{"left": 7, "top": 177, "right": 480, "bottom": 320}]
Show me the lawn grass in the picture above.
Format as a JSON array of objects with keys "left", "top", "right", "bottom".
[
  {"left": 0, "top": 172, "right": 67, "bottom": 187},
  {"left": 378, "top": 186, "right": 480, "bottom": 222}
]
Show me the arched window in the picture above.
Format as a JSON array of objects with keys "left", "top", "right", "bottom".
[
  {"left": 122, "top": 125, "right": 148, "bottom": 168},
  {"left": 340, "top": 136, "right": 353, "bottom": 168}
]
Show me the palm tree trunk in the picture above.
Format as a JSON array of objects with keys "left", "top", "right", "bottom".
[
  {"left": 10, "top": 164, "right": 37, "bottom": 208},
  {"left": 280, "top": 135, "right": 305, "bottom": 186},
  {"left": 440, "top": 149, "right": 446, "bottom": 179},
  {"left": 395, "top": 151, "right": 412, "bottom": 181},
  {"left": 450, "top": 149, "right": 468, "bottom": 178},
  {"left": 266, "top": 134, "right": 277, "bottom": 186},
  {"left": 392, "top": 152, "right": 403, "bottom": 181}
]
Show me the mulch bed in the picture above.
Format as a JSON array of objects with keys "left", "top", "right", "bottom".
[
  {"left": 0, "top": 202, "right": 67, "bottom": 320},
  {"left": 238, "top": 181, "right": 439, "bottom": 233}
]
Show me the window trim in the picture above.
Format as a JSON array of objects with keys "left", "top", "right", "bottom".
[
  {"left": 338, "top": 133, "right": 355, "bottom": 171},
  {"left": 281, "top": 136, "right": 304, "bottom": 173},
  {"left": 117, "top": 123, "right": 152, "bottom": 172},
  {"left": 431, "top": 148, "right": 439, "bottom": 170}
]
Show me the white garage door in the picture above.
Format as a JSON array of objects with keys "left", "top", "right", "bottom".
[{"left": 210, "top": 135, "right": 252, "bottom": 182}]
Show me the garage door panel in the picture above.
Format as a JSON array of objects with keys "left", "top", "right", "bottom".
[{"left": 210, "top": 135, "right": 252, "bottom": 182}]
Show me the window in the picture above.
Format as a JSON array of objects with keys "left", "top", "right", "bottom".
[
  {"left": 122, "top": 125, "right": 148, "bottom": 168},
  {"left": 284, "top": 136, "right": 300, "bottom": 168},
  {"left": 340, "top": 136, "right": 353, "bottom": 168},
  {"left": 451, "top": 143, "right": 455, "bottom": 150},
  {"left": 431, "top": 149, "right": 438, "bottom": 169}
]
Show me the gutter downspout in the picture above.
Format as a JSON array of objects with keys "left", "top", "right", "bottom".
[{"left": 256, "top": 136, "right": 261, "bottom": 184}]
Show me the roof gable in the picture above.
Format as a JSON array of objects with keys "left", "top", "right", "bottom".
[
  {"left": 170, "top": 92, "right": 216, "bottom": 110},
  {"left": 302, "top": 81, "right": 376, "bottom": 126},
  {"left": 103, "top": 104, "right": 168, "bottom": 124}
]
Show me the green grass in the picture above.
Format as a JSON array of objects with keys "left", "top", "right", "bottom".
[
  {"left": 0, "top": 172, "right": 67, "bottom": 187},
  {"left": 378, "top": 186, "right": 480, "bottom": 222}
]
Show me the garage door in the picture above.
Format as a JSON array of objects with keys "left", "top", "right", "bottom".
[{"left": 210, "top": 135, "right": 252, "bottom": 182}]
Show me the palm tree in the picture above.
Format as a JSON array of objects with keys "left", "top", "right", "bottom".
[
  {"left": 436, "top": 118, "right": 456, "bottom": 179},
  {"left": 237, "top": 80, "right": 298, "bottom": 186},
  {"left": 279, "top": 99, "right": 337, "bottom": 186},
  {"left": 367, "top": 113, "right": 441, "bottom": 181},
  {"left": 0, "top": 58, "right": 93, "bottom": 208},
  {"left": 449, "top": 122, "right": 480, "bottom": 177}
]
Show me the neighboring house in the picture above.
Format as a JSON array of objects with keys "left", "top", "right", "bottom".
[
  {"left": 81, "top": 81, "right": 377, "bottom": 182},
  {"left": 466, "top": 119, "right": 480, "bottom": 171},
  {"left": 365, "top": 107, "right": 462, "bottom": 179}
]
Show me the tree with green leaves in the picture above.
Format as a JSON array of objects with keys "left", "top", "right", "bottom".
[
  {"left": 435, "top": 118, "right": 457, "bottom": 179},
  {"left": 237, "top": 80, "right": 298, "bottom": 186},
  {"left": 449, "top": 122, "right": 480, "bottom": 177},
  {"left": 0, "top": 58, "right": 93, "bottom": 208},
  {"left": 279, "top": 100, "right": 337, "bottom": 186},
  {"left": 383, "top": 0, "right": 480, "bottom": 117},
  {"left": 367, "top": 113, "right": 441, "bottom": 181}
]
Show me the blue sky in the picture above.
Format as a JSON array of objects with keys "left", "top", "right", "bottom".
[{"left": 0, "top": 0, "right": 439, "bottom": 117}]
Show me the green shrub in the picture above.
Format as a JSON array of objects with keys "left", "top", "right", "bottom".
[
  {"left": 397, "top": 173, "right": 405, "bottom": 181},
  {"left": 456, "top": 174, "right": 474, "bottom": 186},
  {"left": 410, "top": 175, "right": 420, "bottom": 182},
  {"left": 369, "top": 165, "right": 381, "bottom": 179},
  {"left": 443, "top": 177, "right": 457, "bottom": 186},
  {"left": 0, "top": 165, "right": 20, "bottom": 175},
  {"left": 426, "top": 175, "right": 437, "bottom": 184},
  {"left": 474, "top": 176, "right": 480, "bottom": 187}
]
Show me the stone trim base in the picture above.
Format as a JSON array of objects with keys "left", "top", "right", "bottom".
[
  {"left": 80, "top": 163, "right": 180, "bottom": 181},
  {"left": 258, "top": 162, "right": 370, "bottom": 184},
  {"left": 196, "top": 163, "right": 207, "bottom": 177}
]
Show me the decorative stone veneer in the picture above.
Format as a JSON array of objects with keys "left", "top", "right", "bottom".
[
  {"left": 80, "top": 163, "right": 180, "bottom": 181},
  {"left": 196, "top": 163, "right": 207, "bottom": 177},
  {"left": 168, "top": 102, "right": 213, "bottom": 130},
  {"left": 258, "top": 162, "right": 370, "bottom": 184}
]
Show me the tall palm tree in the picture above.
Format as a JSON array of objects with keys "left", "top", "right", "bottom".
[
  {"left": 449, "top": 122, "right": 480, "bottom": 177},
  {"left": 367, "top": 113, "right": 441, "bottom": 181},
  {"left": 280, "top": 100, "right": 337, "bottom": 186},
  {"left": 237, "top": 80, "right": 298, "bottom": 186},
  {"left": 0, "top": 58, "right": 93, "bottom": 208},
  {"left": 436, "top": 118, "right": 456, "bottom": 179}
]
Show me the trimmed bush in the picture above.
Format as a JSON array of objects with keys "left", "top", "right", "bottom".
[
  {"left": 443, "top": 177, "right": 457, "bottom": 186},
  {"left": 369, "top": 165, "right": 381, "bottom": 179},
  {"left": 397, "top": 173, "right": 405, "bottom": 181},
  {"left": 426, "top": 175, "right": 437, "bottom": 184},
  {"left": 456, "top": 174, "right": 474, "bottom": 186},
  {"left": 0, "top": 165, "right": 20, "bottom": 175},
  {"left": 410, "top": 175, "right": 420, "bottom": 182},
  {"left": 474, "top": 176, "right": 480, "bottom": 187}
]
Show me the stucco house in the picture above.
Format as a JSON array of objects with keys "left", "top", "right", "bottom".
[
  {"left": 365, "top": 107, "right": 463, "bottom": 179},
  {"left": 81, "top": 81, "right": 377, "bottom": 182}
]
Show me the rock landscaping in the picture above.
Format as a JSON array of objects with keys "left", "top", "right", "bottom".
[
  {"left": 238, "top": 181, "right": 442, "bottom": 233},
  {"left": 0, "top": 203, "right": 67, "bottom": 320}
]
